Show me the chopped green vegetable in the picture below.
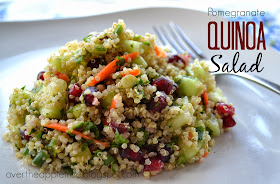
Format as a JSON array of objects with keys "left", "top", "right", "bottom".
[
  {"left": 142, "top": 41, "right": 150, "bottom": 46},
  {"left": 74, "top": 55, "right": 84, "bottom": 65},
  {"left": 131, "top": 56, "right": 148, "bottom": 68},
  {"left": 83, "top": 122, "right": 99, "bottom": 138},
  {"left": 63, "top": 166, "right": 74, "bottom": 175},
  {"left": 114, "top": 24, "right": 123, "bottom": 35},
  {"left": 103, "top": 154, "right": 116, "bottom": 166},
  {"left": 36, "top": 131, "right": 43, "bottom": 140},
  {"left": 83, "top": 34, "right": 93, "bottom": 42},
  {"left": 133, "top": 35, "right": 141, "bottom": 41},
  {"left": 21, "top": 86, "right": 26, "bottom": 90},
  {"left": 195, "top": 126, "right": 205, "bottom": 142},
  {"left": 136, "top": 131, "right": 149, "bottom": 147},
  {"left": 112, "top": 129, "right": 129, "bottom": 147},
  {"left": 22, "top": 146, "right": 29, "bottom": 156},
  {"left": 48, "top": 138, "right": 57, "bottom": 157},
  {"left": 35, "top": 83, "right": 43, "bottom": 93},
  {"left": 32, "top": 151, "right": 48, "bottom": 167}
]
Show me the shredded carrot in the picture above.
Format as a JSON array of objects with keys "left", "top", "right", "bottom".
[
  {"left": 44, "top": 123, "right": 110, "bottom": 148},
  {"left": 188, "top": 131, "right": 193, "bottom": 140},
  {"left": 56, "top": 72, "right": 70, "bottom": 82},
  {"left": 202, "top": 151, "right": 209, "bottom": 158},
  {"left": 154, "top": 45, "right": 167, "bottom": 58},
  {"left": 88, "top": 52, "right": 139, "bottom": 86},
  {"left": 122, "top": 69, "right": 141, "bottom": 77},
  {"left": 104, "top": 93, "right": 120, "bottom": 126},
  {"left": 202, "top": 90, "right": 209, "bottom": 105},
  {"left": 110, "top": 93, "right": 120, "bottom": 109}
]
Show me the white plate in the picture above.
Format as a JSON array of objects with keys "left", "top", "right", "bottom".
[{"left": 0, "top": 7, "right": 280, "bottom": 184}]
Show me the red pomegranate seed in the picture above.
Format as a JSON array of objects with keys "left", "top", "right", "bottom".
[
  {"left": 143, "top": 157, "right": 164, "bottom": 172},
  {"left": 20, "top": 129, "right": 31, "bottom": 141},
  {"left": 147, "top": 94, "right": 168, "bottom": 113},
  {"left": 110, "top": 121, "right": 130, "bottom": 134},
  {"left": 68, "top": 83, "right": 83, "bottom": 104},
  {"left": 120, "top": 148, "right": 143, "bottom": 161},
  {"left": 152, "top": 76, "right": 177, "bottom": 95},
  {"left": 37, "top": 71, "right": 45, "bottom": 81},
  {"left": 222, "top": 116, "right": 236, "bottom": 128},
  {"left": 216, "top": 102, "right": 235, "bottom": 116},
  {"left": 83, "top": 86, "right": 99, "bottom": 107}
]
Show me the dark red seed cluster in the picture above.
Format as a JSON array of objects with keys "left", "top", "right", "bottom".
[
  {"left": 110, "top": 121, "right": 130, "bottom": 134},
  {"left": 68, "top": 83, "right": 83, "bottom": 104},
  {"left": 37, "top": 71, "right": 45, "bottom": 81},
  {"left": 143, "top": 157, "right": 164, "bottom": 172},
  {"left": 120, "top": 148, "right": 143, "bottom": 162},
  {"left": 147, "top": 94, "right": 168, "bottom": 113},
  {"left": 216, "top": 102, "right": 236, "bottom": 128},
  {"left": 87, "top": 58, "right": 105, "bottom": 69},
  {"left": 167, "top": 54, "right": 189, "bottom": 66},
  {"left": 152, "top": 76, "right": 178, "bottom": 95},
  {"left": 83, "top": 86, "right": 99, "bottom": 107},
  {"left": 20, "top": 129, "right": 31, "bottom": 141}
]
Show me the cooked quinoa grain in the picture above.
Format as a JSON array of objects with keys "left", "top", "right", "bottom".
[{"left": 3, "top": 20, "right": 237, "bottom": 178}]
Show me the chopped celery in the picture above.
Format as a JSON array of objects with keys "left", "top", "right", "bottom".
[
  {"left": 119, "top": 75, "right": 138, "bottom": 89},
  {"left": 22, "top": 146, "right": 29, "bottom": 156},
  {"left": 123, "top": 40, "right": 141, "bottom": 53},
  {"left": 101, "top": 91, "right": 116, "bottom": 109},
  {"left": 132, "top": 56, "right": 148, "bottom": 68},
  {"left": 177, "top": 76, "right": 205, "bottom": 97}
]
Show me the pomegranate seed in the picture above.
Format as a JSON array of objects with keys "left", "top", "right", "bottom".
[
  {"left": 222, "top": 116, "right": 236, "bottom": 128},
  {"left": 143, "top": 157, "right": 164, "bottom": 172},
  {"left": 120, "top": 148, "right": 143, "bottom": 161},
  {"left": 216, "top": 102, "right": 235, "bottom": 116},
  {"left": 68, "top": 83, "right": 83, "bottom": 104},
  {"left": 83, "top": 86, "right": 99, "bottom": 107},
  {"left": 87, "top": 58, "right": 105, "bottom": 69},
  {"left": 37, "top": 71, "right": 45, "bottom": 81},
  {"left": 152, "top": 76, "right": 178, "bottom": 95},
  {"left": 147, "top": 93, "right": 168, "bottom": 112},
  {"left": 168, "top": 54, "right": 188, "bottom": 66},
  {"left": 20, "top": 129, "right": 31, "bottom": 141},
  {"left": 158, "top": 146, "right": 174, "bottom": 163},
  {"left": 110, "top": 121, "right": 130, "bottom": 134}
]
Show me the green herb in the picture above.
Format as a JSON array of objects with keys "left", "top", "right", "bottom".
[
  {"left": 36, "top": 131, "right": 43, "bottom": 140},
  {"left": 142, "top": 41, "right": 150, "bottom": 46},
  {"left": 154, "top": 101, "right": 160, "bottom": 108},
  {"left": 60, "top": 108, "right": 64, "bottom": 117},
  {"left": 21, "top": 86, "right": 26, "bottom": 90},
  {"left": 195, "top": 126, "right": 205, "bottom": 142},
  {"left": 81, "top": 144, "right": 87, "bottom": 152},
  {"left": 136, "top": 131, "right": 149, "bottom": 147},
  {"left": 85, "top": 48, "right": 92, "bottom": 56},
  {"left": 206, "top": 128, "right": 213, "bottom": 136},
  {"left": 114, "top": 24, "right": 123, "bottom": 35},
  {"left": 32, "top": 151, "right": 48, "bottom": 167},
  {"left": 35, "top": 83, "right": 43, "bottom": 93},
  {"left": 66, "top": 107, "right": 73, "bottom": 114},
  {"left": 83, "top": 34, "right": 93, "bottom": 42},
  {"left": 22, "top": 146, "right": 29, "bottom": 156},
  {"left": 30, "top": 129, "right": 36, "bottom": 135},
  {"left": 115, "top": 56, "right": 125, "bottom": 67},
  {"left": 74, "top": 55, "right": 84, "bottom": 65},
  {"left": 112, "top": 129, "right": 129, "bottom": 147},
  {"left": 130, "top": 44, "right": 134, "bottom": 48},
  {"left": 133, "top": 35, "right": 141, "bottom": 41},
  {"left": 28, "top": 98, "right": 32, "bottom": 105},
  {"left": 63, "top": 166, "right": 73, "bottom": 175},
  {"left": 14, "top": 143, "right": 19, "bottom": 150},
  {"left": 95, "top": 45, "right": 106, "bottom": 51},
  {"left": 103, "top": 154, "right": 116, "bottom": 166},
  {"left": 48, "top": 139, "right": 57, "bottom": 157},
  {"left": 83, "top": 122, "right": 99, "bottom": 138}
]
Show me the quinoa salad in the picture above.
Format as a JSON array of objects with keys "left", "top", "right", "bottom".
[{"left": 3, "top": 20, "right": 237, "bottom": 178}]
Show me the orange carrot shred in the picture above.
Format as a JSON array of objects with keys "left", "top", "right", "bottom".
[
  {"left": 44, "top": 123, "right": 110, "bottom": 148},
  {"left": 88, "top": 52, "right": 139, "bottom": 86},
  {"left": 122, "top": 69, "right": 141, "bottom": 77},
  {"left": 154, "top": 45, "right": 167, "bottom": 58},
  {"left": 56, "top": 72, "right": 70, "bottom": 82},
  {"left": 202, "top": 90, "right": 208, "bottom": 105},
  {"left": 202, "top": 151, "right": 209, "bottom": 158},
  {"left": 188, "top": 131, "right": 193, "bottom": 140}
]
